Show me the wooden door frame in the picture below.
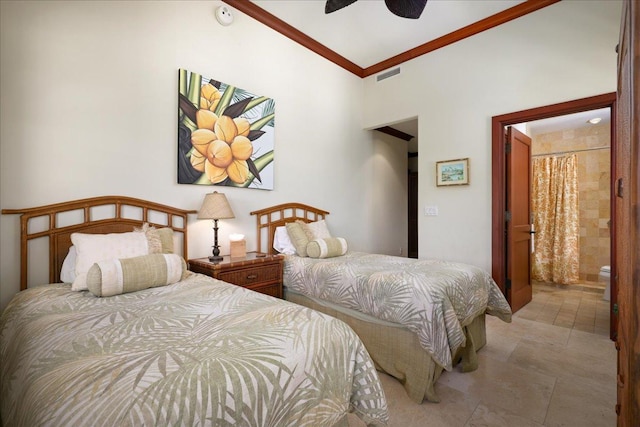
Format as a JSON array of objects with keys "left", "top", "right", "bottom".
[{"left": 491, "top": 93, "right": 617, "bottom": 327}]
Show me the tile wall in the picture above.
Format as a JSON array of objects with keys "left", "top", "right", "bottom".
[{"left": 531, "top": 123, "right": 611, "bottom": 283}]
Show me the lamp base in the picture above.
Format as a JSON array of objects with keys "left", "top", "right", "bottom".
[{"left": 208, "top": 255, "right": 224, "bottom": 263}]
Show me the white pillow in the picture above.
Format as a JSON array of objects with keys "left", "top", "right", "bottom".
[
  {"left": 273, "top": 226, "right": 296, "bottom": 255},
  {"left": 305, "top": 220, "right": 332, "bottom": 239},
  {"left": 60, "top": 246, "right": 77, "bottom": 283},
  {"left": 71, "top": 231, "right": 150, "bottom": 291}
]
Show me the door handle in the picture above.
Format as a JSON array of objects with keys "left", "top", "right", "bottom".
[
  {"left": 530, "top": 225, "right": 535, "bottom": 253},
  {"left": 616, "top": 178, "right": 623, "bottom": 197}
]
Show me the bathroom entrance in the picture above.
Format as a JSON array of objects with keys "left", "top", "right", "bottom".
[
  {"left": 518, "top": 107, "right": 612, "bottom": 297},
  {"left": 491, "top": 92, "right": 618, "bottom": 339}
]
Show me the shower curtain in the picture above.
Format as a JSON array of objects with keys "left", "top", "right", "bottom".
[{"left": 531, "top": 154, "right": 579, "bottom": 284}]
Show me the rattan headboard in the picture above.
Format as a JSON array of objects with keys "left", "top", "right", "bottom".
[
  {"left": 250, "top": 203, "right": 330, "bottom": 255},
  {"left": 2, "top": 196, "right": 197, "bottom": 290}
]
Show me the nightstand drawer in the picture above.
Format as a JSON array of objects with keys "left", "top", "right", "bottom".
[
  {"left": 217, "top": 263, "right": 281, "bottom": 286},
  {"left": 188, "top": 253, "right": 283, "bottom": 298}
]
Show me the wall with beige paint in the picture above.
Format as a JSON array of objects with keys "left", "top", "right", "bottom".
[
  {"left": 0, "top": 0, "right": 406, "bottom": 310},
  {"left": 0, "top": 0, "right": 622, "bottom": 310},
  {"left": 361, "top": 0, "right": 621, "bottom": 270}
]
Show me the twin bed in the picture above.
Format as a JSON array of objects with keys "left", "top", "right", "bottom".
[
  {"left": 250, "top": 203, "right": 512, "bottom": 404},
  {"left": 0, "top": 197, "right": 388, "bottom": 427},
  {"left": 1, "top": 196, "right": 511, "bottom": 426}
]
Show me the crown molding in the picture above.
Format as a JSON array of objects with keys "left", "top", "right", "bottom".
[
  {"left": 222, "top": 0, "right": 561, "bottom": 78},
  {"left": 222, "top": 0, "right": 364, "bottom": 77},
  {"left": 364, "top": 0, "right": 561, "bottom": 77}
]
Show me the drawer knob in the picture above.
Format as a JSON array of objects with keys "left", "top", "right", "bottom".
[{"left": 247, "top": 274, "right": 257, "bottom": 279}]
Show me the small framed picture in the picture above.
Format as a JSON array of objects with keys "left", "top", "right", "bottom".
[{"left": 436, "top": 158, "right": 469, "bottom": 186}]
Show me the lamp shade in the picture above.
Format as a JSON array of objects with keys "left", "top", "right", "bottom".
[{"left": 197, "top": 192, "right": 235, "bottom": 220}]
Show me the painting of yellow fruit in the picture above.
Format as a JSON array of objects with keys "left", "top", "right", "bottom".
[{"left": 178, "top": 68, "right": 275, "bottom": 190}]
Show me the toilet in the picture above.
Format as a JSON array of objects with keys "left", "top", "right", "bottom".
[{"left": 599, "top": 265, "right": 611, "bottom": 301}]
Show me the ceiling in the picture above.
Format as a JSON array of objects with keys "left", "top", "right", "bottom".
[
  {"left": 251, "top": 0, "right": 527, "bottom": 69},
  {"left": 526, "top": 108, "right": 611, "bottom": 136},
  {"left": 226, "top": 1, "right": 607, "bottom": 152}
]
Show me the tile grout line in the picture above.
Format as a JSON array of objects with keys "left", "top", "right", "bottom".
[{"left": 542, "top": 376, "right": 559, "bottom": 427}]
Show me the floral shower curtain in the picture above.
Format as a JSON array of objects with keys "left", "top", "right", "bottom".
[{"left": 531, "top": 154, "right": 579, "bottom": 284}]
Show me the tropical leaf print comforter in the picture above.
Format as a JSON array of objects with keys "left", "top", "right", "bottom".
[
  {"left": 0, "top": 274, "right": 389, "bottom": 427},
  {"left": 284, "top": 252, "right": 513, "bottom": 370}
]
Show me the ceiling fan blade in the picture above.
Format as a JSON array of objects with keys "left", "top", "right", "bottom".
[
  {"left": 325, "top": 0, "right": 358, "bottom": 14},
  {"left": 384, "top": 0, "right": 428, "bottom": 19}
]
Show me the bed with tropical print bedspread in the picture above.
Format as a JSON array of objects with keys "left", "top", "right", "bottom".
[
  {"left": 0, "top": 273, "right": 389, "bottom": 426},
  {"left": 284, "top": 252, "right": 513, "bottom": 371}
]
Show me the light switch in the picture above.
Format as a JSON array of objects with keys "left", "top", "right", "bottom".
[{"left": 424, "top": 205, "right": 438, "bottom": 216}]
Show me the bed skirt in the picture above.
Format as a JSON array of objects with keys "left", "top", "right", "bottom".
[{"left": 285, "top": 288, "right": 487, "bottom": 403}]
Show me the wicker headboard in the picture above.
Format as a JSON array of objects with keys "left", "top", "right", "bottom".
[
  {"left": 250, "top": 203, "right": 330, "bottom": 255},
  {"left": 2, "top": 196, "right": 197, "bottom": 290}
]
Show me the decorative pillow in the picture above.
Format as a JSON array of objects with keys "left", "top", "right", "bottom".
[
  {"left": 306, "top": 237, "right": 348, "bottom": 259},
  {"left": 296, "top": 220, "right": 315, "bottom": 241},
  {"left": 145, "top": 229, "right": 162, "bottom": 253},
  {"left": 86, "top": 253, "right": 187, "bottom": 297},
  {"left": 273, "top": 226, "right": 296, "bottom": 255},
  {"left": 300, "top": 219, "right": 332, "bottom": 240},
  {"left": 71, "top": 231, "right": 150, "bottom": 291},
  {"left": 60, "top": 246, "right": 77, "bottom": 283},
  {"left": 135, "top": 223, "right": 175, "bottom": 254},
  {"left": 156, "top": 228, "right": 174, "bottom": 253},
  {"left": 285, "top": 222, "right": 310, "bottom": 257}
]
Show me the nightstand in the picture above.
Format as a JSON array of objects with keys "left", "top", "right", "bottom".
[{"left": 188, "top": 252, "right": 283, "bottom": 298}]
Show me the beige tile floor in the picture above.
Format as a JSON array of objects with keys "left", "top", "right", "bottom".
[
  {"left": 349, "top": 282, "right": 616, "bottom": 427},
  {"left": 518, "top": 281, "right": 611, "bottom": 336}
]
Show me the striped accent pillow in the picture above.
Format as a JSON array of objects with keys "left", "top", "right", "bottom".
[
  {"left": 86, "top": 254, "right": 187, "bottom": 297},
  {"left": 306, "top": 237, "right": 348, "bottom": 259}
]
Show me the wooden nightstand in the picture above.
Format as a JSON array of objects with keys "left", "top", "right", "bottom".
[{"left": 188, "top": 252, "right": 283, "bottom": 298}]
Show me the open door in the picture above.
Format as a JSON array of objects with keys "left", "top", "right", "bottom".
[
  {"left": 506, "top": 127, "right": 533, "bottom": 312},
  {"left": 492, "top": 93, "right": 616, "bottom": 324}
]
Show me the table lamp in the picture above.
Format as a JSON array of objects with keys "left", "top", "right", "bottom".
[{"left": 197, "top": 191, "right": 235, "bottom": 262}]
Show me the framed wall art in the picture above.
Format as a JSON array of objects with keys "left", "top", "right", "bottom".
[
  {"left": 436, "top": 158, "right": 469, "bottom": 186},
  {"left": 177, "top": 68, "right": 275, "bottom": 190}
]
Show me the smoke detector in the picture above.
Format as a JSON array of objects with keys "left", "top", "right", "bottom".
[{"left": 215, "top": 6, "right": 233, "bottom": 26}]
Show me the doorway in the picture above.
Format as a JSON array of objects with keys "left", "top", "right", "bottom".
[
  {"left": 491, "top": 92, "right": 617, "bottom": 338},
  {"left": 374, "top": 119, "right": 418, "bottom": 258},
  {"left": 523, "top": 108, "right": 612, "bottom": 290}
]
